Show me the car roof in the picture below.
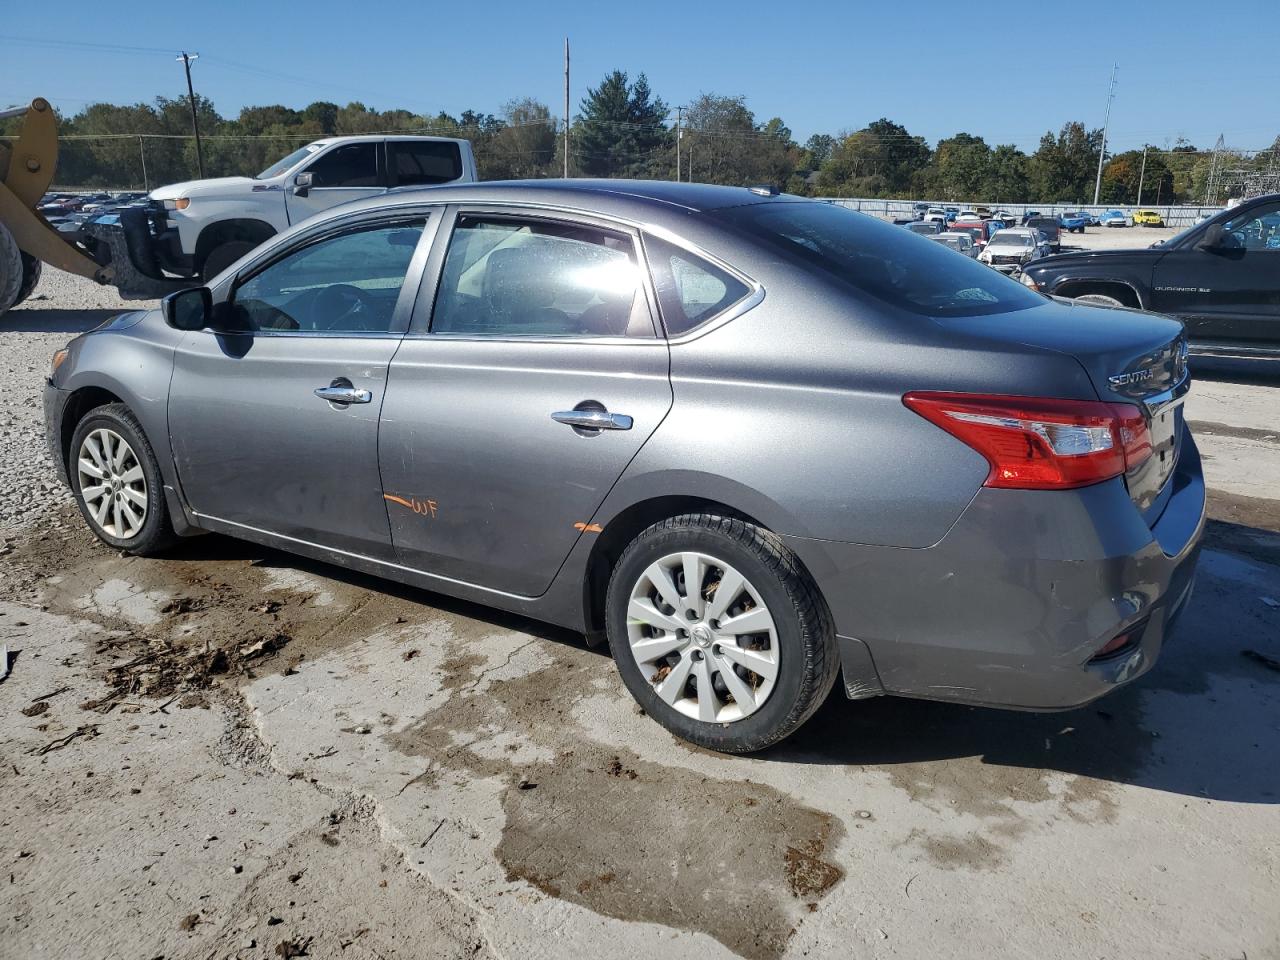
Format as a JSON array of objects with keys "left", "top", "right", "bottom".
[
  {"left": 311, "top": 134, "right": 470, "bottom": 146},
  {"left": 311, "top": 179, "right": 798, "bottom": 228}
]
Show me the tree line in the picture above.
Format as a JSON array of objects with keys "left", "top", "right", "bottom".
[{"left": 3, "top": 69, "right": 1269, "bottom": 205}]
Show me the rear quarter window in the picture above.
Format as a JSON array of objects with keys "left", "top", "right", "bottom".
[{"left": 643, "top": 235, "right": 751, "bottom": 336}]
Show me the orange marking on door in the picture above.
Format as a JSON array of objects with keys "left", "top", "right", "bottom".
[{"left": 573, "top": 522, "right": 603, "bottom": 533}]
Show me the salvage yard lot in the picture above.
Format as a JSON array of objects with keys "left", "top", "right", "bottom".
[{"left": 2, "top": 269, "right": 1278, "bottom": 959}]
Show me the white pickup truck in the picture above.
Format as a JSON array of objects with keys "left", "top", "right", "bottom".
[{"left": 92, "top": 135, "right": 476, "bottom": 287}]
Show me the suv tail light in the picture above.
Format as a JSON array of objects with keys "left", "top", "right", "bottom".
[{"left": 903, "top": 392, "right": 1153, "bottom": 490}]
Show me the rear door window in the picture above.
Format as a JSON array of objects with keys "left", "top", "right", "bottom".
[
  {"left": 643, "top": 235, "right": 751, "bottom": 336},
  {"left": 430, "top": 215, "right": 654, "bottom": 338},
  {"left": 390, "top": 141, "right": 463, "bottom": 186}
]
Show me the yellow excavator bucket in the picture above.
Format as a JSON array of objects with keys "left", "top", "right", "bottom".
[{"left": 0, "top": 98, "right": 116, "bottom": 316}]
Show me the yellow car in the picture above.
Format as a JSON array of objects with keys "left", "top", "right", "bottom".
[{"left": 1133, "top": 209, "right": 1165, "bottom": 226}]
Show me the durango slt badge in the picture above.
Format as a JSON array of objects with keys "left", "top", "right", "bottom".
[{"left": 1109, "top": 368, "right": 1156, "bottom": 387}]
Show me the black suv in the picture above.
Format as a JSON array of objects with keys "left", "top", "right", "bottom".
[
  {"left": 1025, "top": 216, "right": 1062, "bottom": 253},
  {"left": 1021, "top": 193, "right": 1280, "bottom": 358}
]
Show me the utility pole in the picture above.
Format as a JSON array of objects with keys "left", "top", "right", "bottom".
[
  {"left": 177, "top": 52, "right": 205, "bottom": 179},
  {"left": 1136, "top": 145, "right": 1147, "bottom": 205},
  {"left": 139, "top": 136, "right": 149, "bottom": 191},
  {"left": 675, "top": 105, "right": 682, "bottom": 182},
  {"left": 563, "top": 38, "right": 570, "bottom": 178},
  {"left": 1092, "top": 63, "right": 1117, "bottom": 206}
]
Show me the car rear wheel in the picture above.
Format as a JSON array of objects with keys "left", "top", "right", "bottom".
[
  {"left": 69, "top": 403, "right": 176, "bottom": 556},
  {"left": 605, "top": 514, "right": 838, "bottom": 753}
]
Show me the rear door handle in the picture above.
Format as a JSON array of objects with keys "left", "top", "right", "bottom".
[
  {"left": 315, "top": 383, "right": 372, "bottom": 404},
  {"left": 551, "top": 409, "right": 633, "bottom": 431}
]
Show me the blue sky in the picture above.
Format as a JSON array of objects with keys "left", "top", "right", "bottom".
[{"left": 3, "top": 0, "right": 1278, "bottom": 153}]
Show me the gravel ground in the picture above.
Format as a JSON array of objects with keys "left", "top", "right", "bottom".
[
  {"left": 1, "top": 268, "right": 1278, "bottom": 959},
  {"left": 0, "top": 269, "right": 155, "bottom": 533}
]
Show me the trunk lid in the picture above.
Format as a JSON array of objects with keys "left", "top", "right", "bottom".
[{"left": 944, "top": 299, "right": 1189, "bottom": 524}]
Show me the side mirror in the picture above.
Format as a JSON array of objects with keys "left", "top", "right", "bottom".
[
  {"left": 1197, "top": 223, "right": 1225, "bottom": 251},
  {"left": 293, "top": 172, "right": 313, "bottom": 198},
  {"left": 163, "top": 286, "right": 212, "bottom": 331}
]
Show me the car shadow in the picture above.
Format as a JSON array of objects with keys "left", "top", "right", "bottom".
[
  {"left": 161, "top": 533, "right": 593, "bottom": 651},
  {"left": 1, "top": 307, "right": 124, "bottom": 334},
  {"left": 159, "top": 520, "right": 1279, "bottom": 806}
]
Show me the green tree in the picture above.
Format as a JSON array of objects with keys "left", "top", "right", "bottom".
[
  {"left": 1028, "top": 122, "right": 1102, "bottom": 202},
  {"left": 816, "top": 118, "right": 931, "bottom": 197},
  {"left": 574, "top": 70, "right": 670, "bottom": 177}
]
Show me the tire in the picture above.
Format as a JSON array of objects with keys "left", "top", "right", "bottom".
[
  {"left": 1074, "top": 292, "right": 1126, "bottom": 308},
  {"left": 12, "top": 254, "right": 42, "bottom": 307},
  {"left": 0, "top": 221, "right": 23, "bottom": 317},
  {"left": 69, "top": 403, "right": 177, "bottom": 556},
  {"left": 201, "top": 240, "right": 257, "bottom": 282},
  {"left": 605, "top": 514, "right": 839, "bottom": 753}
]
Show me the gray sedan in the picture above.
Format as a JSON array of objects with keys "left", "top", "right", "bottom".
[{"left": 44, "top": 181, "right": 1204, "bottom": 752}]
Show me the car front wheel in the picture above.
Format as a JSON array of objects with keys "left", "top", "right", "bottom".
[
  {"left": 605, "top": 514, "right": 839, "bottom": 753},
  {"left": 69, "top": 403, "right": 176, "bottom": 555}
]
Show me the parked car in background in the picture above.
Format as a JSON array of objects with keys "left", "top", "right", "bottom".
[
  {"left": 943, "top": 206, "right": 959, "bottom": 223},
  {"left": 1133, "top": 209, "right": 1166, "bottom": 227},
  {"left": 1025, "top": 215, "right": 1063, "bottom": 253},
  {"left": 1101, "top": 209, "right": 1130, "bottom": 227},
  {"left": 924, "top": 207, "right": 948, "bottom": 223},
  {"left": 1059, "top": 212, "right": 1089, "bottom": 233},
  {"left": 979, "top": 227, "right": 1050, "bottom": 271},
  {"left": 906, "top": 219, "right": 946, "bottom": 236},
  {"left": 993, "top": 210, "right": 1016, "bottom": 224},
  {"left": 956, "top": 211, "right": 981, "bottom": 222},
  {"left": 949, "top": 219, "right": 1002, "bottom": 251},
  {"left": 43, "top": 180, "right": 1203, "bottom": 752},
  {"left": 974, "top": 206, "right": 993, "bottom": 219},
  {"left": 912, "top": 201, "right": 930, "bottom": 221},
  {"left": 1020, "top": 210, "right": 1043, "bottom": 226},
  {"left": 930, "top": 231, "right": 978, "bottom": 256},
  {"left": 1021, "top": 192, "right": 1280, "bottom": 358}
]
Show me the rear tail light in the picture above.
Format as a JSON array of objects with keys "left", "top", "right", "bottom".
[{"left": 903, "top": 392, "right": 1154, "bottom": 490}]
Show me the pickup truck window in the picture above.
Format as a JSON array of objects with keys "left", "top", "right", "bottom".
[
  {"left": 305, "top": 143, "right": 379, "bottom": 188},
  {"left": 391, "top": 141, "right": 463, "bottom": 186}
]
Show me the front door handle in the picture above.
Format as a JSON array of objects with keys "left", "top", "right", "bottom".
[
  {"left": 315, "top": 383, "right": 372, "bottom": 404},
  {"left": 551, "top": 409, "right": 633, "bottom": 431}
]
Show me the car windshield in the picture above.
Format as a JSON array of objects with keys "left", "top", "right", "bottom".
[
  {"left": 989, "top": 233, "right": 1031, "bottom": 246},
  {"left": 714, "top": 201, "right": 1042, "bottom": 317},
  {"left": 256, "top": 144, "right": 322, "bottom": 180}
]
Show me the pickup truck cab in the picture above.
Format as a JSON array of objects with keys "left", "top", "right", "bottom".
[
  {"left": 1021, "top": 193, "right": 1280, "bottom": 358},
  {"left": 147, "top": 136, "right": 477, "bottom": 280}
]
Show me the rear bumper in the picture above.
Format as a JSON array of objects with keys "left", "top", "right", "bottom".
[{"left": 785, "top": 428, "right": 1206, "bottom": 710}]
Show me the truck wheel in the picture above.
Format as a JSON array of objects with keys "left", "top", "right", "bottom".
[
  {"left": 12, "top": 254, "right": 42, "bottom": 307},
  {"left": 605, "top": 514, "right": 839, "bottom": 753},
  {"left": 0, "top": 222, "right": 23, "bottom": 317},
  {"left": 1074, "top": 293, "right": 1125, "bottom": 308},
  {"left": 201, "top": 241, "right": 257, "bottom": 282}
]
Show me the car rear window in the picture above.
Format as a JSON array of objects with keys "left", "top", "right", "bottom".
[{"left": 713, "top": 201, "right": 1043, "bottom": 317}]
